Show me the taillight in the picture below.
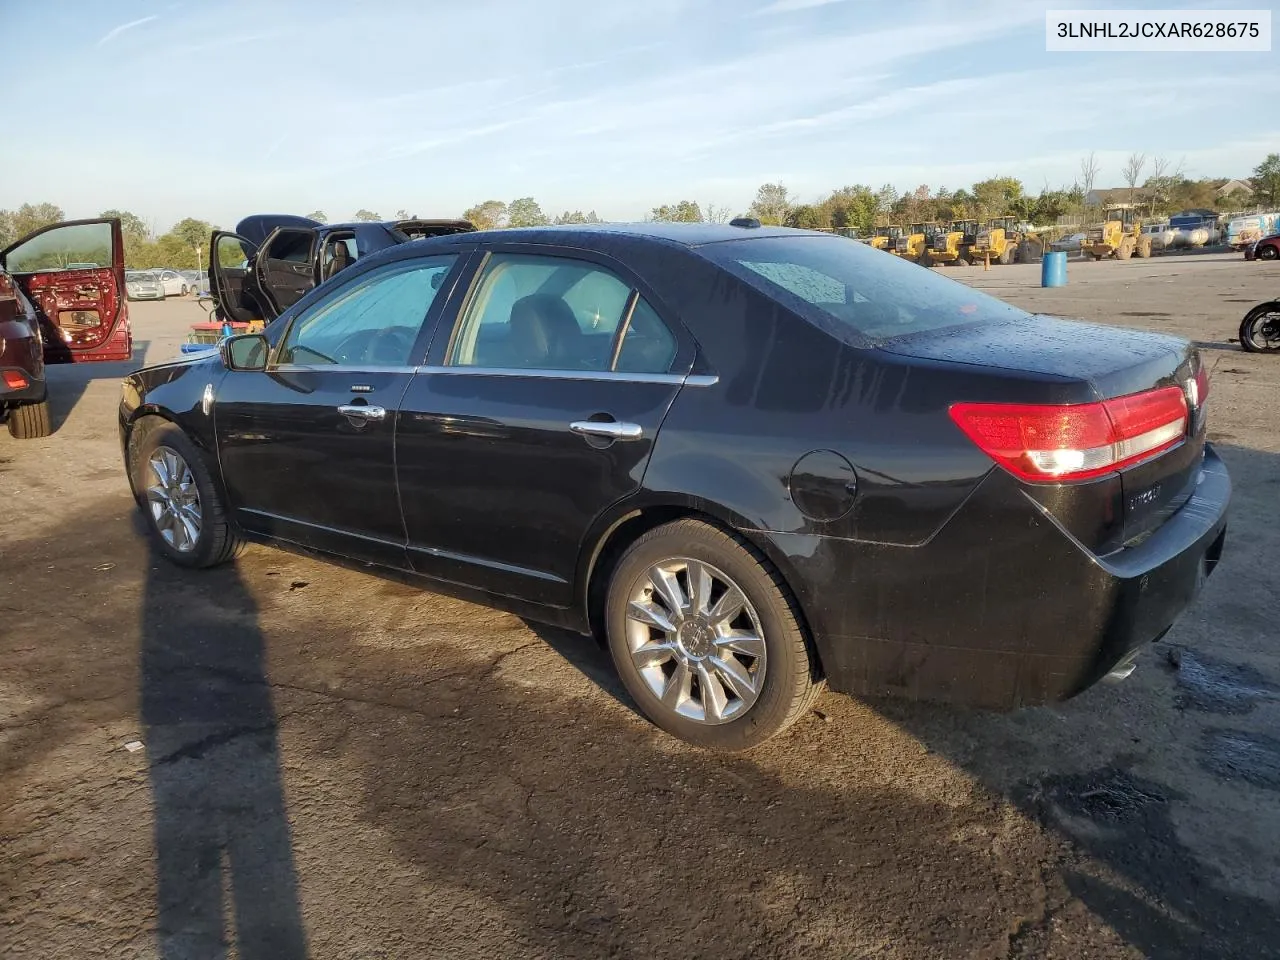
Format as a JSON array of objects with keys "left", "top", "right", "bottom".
[
  {"left": 1192, "top": 364, "right": 1210, "bottom": 408},
  {"left": 949, "top": 385, "right": 1189, "bottom": 482}
]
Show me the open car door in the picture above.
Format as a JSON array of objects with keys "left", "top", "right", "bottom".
[
  {"left": 252, "top": 226, "right": 320, "bottom": 317},
  {"left": 209, "top": 231, "right": 266, "bottom": 323},
  {"left": 0, "top": 218, "right": 131, "bottom": 363}
]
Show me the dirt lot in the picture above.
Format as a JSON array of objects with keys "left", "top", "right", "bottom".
[{"left": 2, "top": 253, "right": 1278, "bottom": 959}]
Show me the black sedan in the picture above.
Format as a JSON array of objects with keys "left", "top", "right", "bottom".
[{"left": 119, "top": 222, "right": 1229, "bottom": 750}]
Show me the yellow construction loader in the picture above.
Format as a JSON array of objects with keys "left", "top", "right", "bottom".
[
  {"left": 925, "top": 219, "right": 978, "bottom": 266},
  {"left": 969, "top": 217, "right": 1022, "bottom": 265},
  {"left": 888, "top": 223, "right": 928, "bottom": 261},
  {"left": 870, "top": 226, "right": 901, "bottom": 251},
  {"left": 1082, "top": 207, "right": 1152, "bottom": 260}
]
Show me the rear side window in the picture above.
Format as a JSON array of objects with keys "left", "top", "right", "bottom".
[
  {"left": 265, "top": 230, "right": 314, "bottom": 264},
  {"left": 703, "top": 236, "right": 1026, "bottom": 342},
  {"left": 448, "top": 253, "right": 677, "bottom": 374}
]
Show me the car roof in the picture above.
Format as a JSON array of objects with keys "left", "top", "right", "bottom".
[{"left": 462, "top": 222, "right": 818, "bottom": 247}]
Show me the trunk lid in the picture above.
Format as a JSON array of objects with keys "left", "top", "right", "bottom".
[{"left": 883, "top": 314, "right": 1207, "bottom": 547}]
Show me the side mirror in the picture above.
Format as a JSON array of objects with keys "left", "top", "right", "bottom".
[{"left": 221, "top": 333, "right": 269, "bottom": 372}]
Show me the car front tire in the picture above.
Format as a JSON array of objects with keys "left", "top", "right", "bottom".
[
  {"left": 128, "top": 420, "right": 244, "bottom": 568},
  {"left": 1261, "top": 246, "right": 1279, "bottom": 261},
  {"left": 605, "top": 518, "right": 823, "bottom": 751},
  {"left": 6, "top": 400, "right": 52, "bottom": 439}
]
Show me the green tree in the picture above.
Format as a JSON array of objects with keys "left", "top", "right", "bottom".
[
  {"left": 819, "top": 185, "right": 878, "bottom": 234},
  {"left": 306, "top": 209, "right": 327, "bottom": 223},
  {"left": 353, "top": 209, "right": 381, "bottom": 222},
  {"left": 1252, "top": 153, "right": 1280, "bottom": 207},
  {"left": 785, "top": 204, "right": 827, "bottom": 230},
  {"left": 554, "top": 210, "right": 596, "bottom": 224},
  {"left": 971, "top": 177, "right": 1023, "bottom": 217},
  {"left": 394, "top": 208, "right": 412, "bottom": 220},
  {"left": 650, "top": 200, "right": 703, "bottom": 222},
  {"left": 748, "top": 183, "right": 792, "bottom": 225},
  {"left": 99, "top": 209, "right": 149, "bottom": 242},
  {"left": 463, "top": 200, "right": 508, "bottom": 230},
  {"left": 4, "top": 202, "right": 65, "bottom": 241},
  {"left": 507, "top": 197, "right": 549, "bottom": 228}
]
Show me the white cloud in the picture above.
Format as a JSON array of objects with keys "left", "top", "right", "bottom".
[{"left": 96, "top": 15, "right": 158, "bottom": 47}]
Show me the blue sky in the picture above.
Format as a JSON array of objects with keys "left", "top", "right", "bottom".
[{"left": 1, "top": 0, "right": 1275, "bottom": 231}]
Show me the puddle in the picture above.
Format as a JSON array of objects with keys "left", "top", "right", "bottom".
[
  {"left": 1200, "top": 731, "right": 1280, "bottom": 790},
  {"left": 1031, "top": 768, "right": 1167, "bottom": 824},
  {"left": 1169, "top": 648, "right": 1280, "bottom": 715}
]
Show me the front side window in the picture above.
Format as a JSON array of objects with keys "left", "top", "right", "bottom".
[
  {"left": 278, "top": 256, "right": 456, "bottom": 367},
  {"left": 702, "top": 235, "right": 1026, "bottom": 343},
  {"left": 448, "top": 253, "right": 677, "bottom": 373},
  {"left": 3, "top": 221, "right": 115, "bottom": 274}
]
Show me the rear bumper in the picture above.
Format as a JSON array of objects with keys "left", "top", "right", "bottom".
[
  {"left": 763, "top": 446, "right": 1230, "bottom": 710},
  {"left": 0, "top": 366, "right": 46, "bottom": 403}
]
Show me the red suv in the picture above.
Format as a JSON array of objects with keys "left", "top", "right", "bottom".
[{"left": 0, "top": 218, "right": 132, "bottom": 438}]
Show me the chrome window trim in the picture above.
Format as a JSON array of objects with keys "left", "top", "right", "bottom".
[
  {"left": 416, "top": 365, "right": 718, "bottom": 387},
  {"left": 268, "top": 363, "right": 420, "bottom": 374}
]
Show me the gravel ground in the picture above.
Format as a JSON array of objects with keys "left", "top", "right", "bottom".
[{"left": 2, "top": 253, "right": 1278, "bottom": 959}]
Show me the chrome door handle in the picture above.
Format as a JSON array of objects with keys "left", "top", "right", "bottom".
[
  {"left": 338, "top": 404, "right": 387, "bottom": 421},
  {"left": 570, "top": 420, "right": 643, "bottom": 441}
]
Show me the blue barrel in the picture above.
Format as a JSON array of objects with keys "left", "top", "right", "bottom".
[{"left": 1041, "top": 250, "right": 1067, "bottom": 287}]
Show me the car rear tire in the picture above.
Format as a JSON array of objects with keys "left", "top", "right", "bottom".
[
  {"left": 6, "top": 400, "right": 52, "bottom": 439},
  {"left": 1239, "top": 301, "right": 1280, "bottom": 354},
  {"left": 129, "top": 420, "right": 244, "bottom": 568},
  {"left": 604, "top": 518, "right": 823, "bottom": 751}
]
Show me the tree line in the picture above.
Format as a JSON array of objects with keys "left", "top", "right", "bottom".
[{"left": 3, "top": 153, "right": 1275, "bottom": 267}]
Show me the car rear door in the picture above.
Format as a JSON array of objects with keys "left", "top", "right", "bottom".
[
  {"left": 210, "top": 231, "right": 269, "bottom": 322},
  {"left": 254, "top": 227, "right": 319, "bottom": 316},
  {"left": 213, "top": 250, "right": 464, "bottom": 567},
  {"left": 0, "top": 218, "right": 131, "bottom": 363},
  {"left": 395, "top": 246, "right": 695, "bottom": 606}
]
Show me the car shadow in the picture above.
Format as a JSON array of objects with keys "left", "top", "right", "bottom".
[
  {"left": 138, "top": 524, "right": 308, "bottom": 959},
  {"left": 25, "top": 440, "right": 1268, "bottom": 957},
  {"left": 44, "top": 339, "right": 150, "bottom": 434}
]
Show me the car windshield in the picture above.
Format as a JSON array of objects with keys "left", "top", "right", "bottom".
[{"left": 700, "top": 235, "right": 1026, "bottom": 343}]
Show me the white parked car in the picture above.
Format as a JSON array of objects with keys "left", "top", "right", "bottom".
[
  {"left": 1049, "top": 232, "right": 1087, "bottom": 253},
  {"left": 156, "top": 269, "right": 189, "bottom": 297}
]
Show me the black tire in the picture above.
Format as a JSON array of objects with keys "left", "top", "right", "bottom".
[
  {"left": 605, "top": 518, "right": 823, "bottom": 751},
  {"left": 1261, "top": 245, "right": 1279, "bottom": 261},
  {"left": 128, "top": 419, "right": 244, "bottom": 568},
  {"left": 6, "top": 400, "right": 51, "bottom": 439},
  {"left": 1239, "top": 301, "right": 1280, "bottom": 354}
]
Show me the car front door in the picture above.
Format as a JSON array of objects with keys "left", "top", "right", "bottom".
[
  {"left": 0, "top": 218, "right": 132, "bottom": 363},
  {"left": 255, "top": 227, "right": 319, "bottom": 316},
  {"left": 209, "top": 231, "right": 267, "bottom": 322},
  {"left": 214, "top": 251, "right": 464, "bottom": 566},
  {"left": 396, "top": 247, "right": 693, "bottom": 606}
]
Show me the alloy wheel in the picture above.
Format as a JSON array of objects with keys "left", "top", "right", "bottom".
[
  {"left": 146, "top": 446, "right": 202, "bottom": 553},
  {"left": 624, "top": 557, "right": 766, "bottom": 724}
]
